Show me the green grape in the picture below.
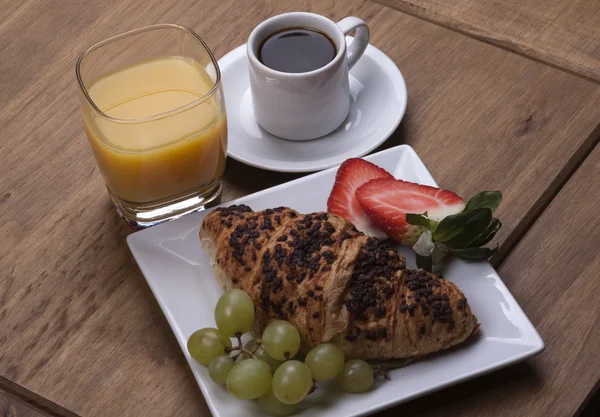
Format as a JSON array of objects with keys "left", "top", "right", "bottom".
[
  {"left": 305, "top": 343, "right": 345, "bottom": 381},
  {"left": 272, "top": 360, "right": 313, "bottom": 405},
  {"left": 208, "top": 355, "right": 235, "bottom": 385},
  {"left": 258, "top": 388, "right": 301, "bottom": 416},
  {"left": 226, "top": 359, "right": 272, "bottom": 400},
  {"left": 214, "top": 289, "right": 255, "bottom": 337},
  {"left": 262, "top": 320, "right": 301, "bottom": 361},
  {"left": 187, "top": 328, "right": 232, "bottom": 366},
  {"left": 339, "top": 359, "right": 374, "bottom": 393},
  {"left": 245, "top": 339, "right": 284, "bottom": 371}
]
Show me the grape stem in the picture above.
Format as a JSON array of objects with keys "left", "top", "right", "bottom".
[
  {"left": 224, "top": 346, "right": 241, "bottom": 354},
  {"left": 234, "top": 332, "right": 244, "bottom": 347},
  {"left": 225, "top": 346, "right": 240, "bottom": 353},
  {"left": 250, "top": 339, "right": 263, "bottom": 355},
  {"left": 372, "top": 365, "right": 391, "bottom": 380},
  {"left": 227, "top": 334, "right": 264, "bottom": 361},
  {"left": 308, "top": 379, "right": 317, "bottom": 395}
]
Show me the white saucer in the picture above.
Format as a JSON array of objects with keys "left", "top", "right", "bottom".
[{"left": 218, "top": 40, "right": 407, "bottom": 173}]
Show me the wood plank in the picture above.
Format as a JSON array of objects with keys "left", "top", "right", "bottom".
[
  {"left": 378, "top": 146, "right": 600, "bottom": 417},
  {"left": 375, "top": 0, "right": 600, "bottom": 83},
  {"left": 1, "top": 0, "right": 600, "bottom": 416}
]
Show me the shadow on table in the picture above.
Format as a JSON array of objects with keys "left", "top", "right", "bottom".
[
  {"left": 221, "top": 119, "right": 411, "bottom": 201},
  {"left": 575, "top": 378, "right": 600, "bottom": 417},
  {"left": 376, "top": 361, "right": 543, "bottom": 416},
  {"left": 222, "top": 157, "right": 303, "bottom": 201}
]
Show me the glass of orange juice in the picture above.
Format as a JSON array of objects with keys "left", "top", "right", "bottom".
[{"left": 76, "top": 24, "right": 227, "bottom": 229}]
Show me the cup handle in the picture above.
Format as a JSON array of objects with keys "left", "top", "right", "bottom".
[{"left": 337, "top": 17, "right": 370, "bottom": 70}]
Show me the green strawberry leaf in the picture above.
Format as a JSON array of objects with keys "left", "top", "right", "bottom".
[
  {"left": 431, "top": 242, "right": 450, "bottom": 264},
  {"left": 408, "top": 189, "right": 504, "bottom": 269},
  {"left": 450, "top": 245, "right": 497, "bottom": 261},
  {"left": 444, "top": 208, "right": 492, "bottom": 249},
  {"left": 406, "top": 213, "right": 438, "bottom": 231},
  {"left": 416, "top": 253, "right": 433, "bottom": 272},
  {"left": 468, "top": 218, "right": 501, "bottom": 248},
  {"left": 465, "top": 191, "right": 502, "bottom": 213},
  {"left": 433, "top": 208, "right": 489, "bottom": 242},
  {"left": 432, "top": 212, "right": 468, "bottom": 241}
]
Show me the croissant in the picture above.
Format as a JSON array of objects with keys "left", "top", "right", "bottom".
[{"left": 200, "top": 204, "right": 478, "bottom": 360}]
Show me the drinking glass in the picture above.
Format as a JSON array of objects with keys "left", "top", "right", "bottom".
[{"left": 76, "top": 24, "right": 227, "bottom": 229}]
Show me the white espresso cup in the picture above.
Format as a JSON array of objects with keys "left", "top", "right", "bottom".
[{"left": 247, "top": 12, "right": 370, "bottom": 140}]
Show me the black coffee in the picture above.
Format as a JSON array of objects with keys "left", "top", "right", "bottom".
[{"left": 259, "top": 28, "right": 336, "bottom": 73}]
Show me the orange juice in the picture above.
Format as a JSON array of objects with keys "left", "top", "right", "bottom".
[{"left": 83, "top": 56, "right": 227, "bottom": 203}]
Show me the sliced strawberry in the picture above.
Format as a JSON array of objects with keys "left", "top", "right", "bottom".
[
  {"left": 356, "top": 178, "right": 466, "bottom": 246},
  {"left": 327, "top": 158, "right": 393, "bottom": 239}
]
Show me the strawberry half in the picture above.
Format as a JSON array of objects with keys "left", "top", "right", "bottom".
[
  {"left": 327, "top": 158, "right": 393, "bottom": 239},
  {"left": 356, "top": 178, "right": 466, "bottom": 245}
]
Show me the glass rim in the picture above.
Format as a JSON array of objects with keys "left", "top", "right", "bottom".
[{"left": 75, "top": 23, "right": 221, "bottom": 124}]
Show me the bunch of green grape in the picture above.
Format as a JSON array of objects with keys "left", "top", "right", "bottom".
[{"left": 187, "top": 289, "right": 378, "bottom": 416}]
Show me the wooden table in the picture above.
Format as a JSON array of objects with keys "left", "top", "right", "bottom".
[
  {"left": 375, "top": 0, "right": 600, "bottom": 83},
  {"left": 0, "top": 0, "right": 598, "bottom": 416}
]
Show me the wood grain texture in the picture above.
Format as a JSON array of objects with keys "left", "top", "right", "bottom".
[
  {"left": 0, "top": 390, "right": 48, "bottom": 417},
  {"left": 379, "top": 146, "right": 600, "bottom": 417},
  {"left": 375, "top": 0, "right": 600, "bottom": 83},
  {"left": 1, "top": 0, "right": 600, "bottom": 416}
]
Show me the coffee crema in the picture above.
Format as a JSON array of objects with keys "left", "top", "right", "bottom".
[{"left": 258, "top": 27, "right": 336, "bottom": 73}]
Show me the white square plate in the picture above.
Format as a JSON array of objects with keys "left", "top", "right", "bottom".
[{"left": 128, "top": 145, "right": 544, "bottom": 417}]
